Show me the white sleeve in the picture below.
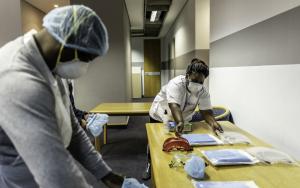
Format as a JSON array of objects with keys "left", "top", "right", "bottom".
[
  {"left": 166, "top": 80, "right": 185, "bottom": 105},
  {"left": 198, "top": 87, "right": 212, "bottom": 110}
]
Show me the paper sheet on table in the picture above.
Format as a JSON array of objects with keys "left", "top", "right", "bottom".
[
  {"left": 181, "top": 134, "right": 223, "bottom": 146},
  {"left": 192, "top": 180, "right": 259, "bottom": 188},
  {"left": 202, "top": 149, "right": 259, "bottom": 166}
]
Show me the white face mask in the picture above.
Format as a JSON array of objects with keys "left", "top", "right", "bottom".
[
  {"left": 54, "top": 47, "right": 89, "bottom": 79},
  {"left": 55, "top": 61, "right": 89, "bottom": 79},
  {"left": 187, "top": 82, "right": 203, "bottom": 94}
]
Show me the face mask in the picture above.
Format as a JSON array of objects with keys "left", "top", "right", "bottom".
[
  {"left": 187, "top": 81, "right": 202, "bottom": 94},
  {"left": 54, "top": 46, "right": 89, "bottom": 79}
]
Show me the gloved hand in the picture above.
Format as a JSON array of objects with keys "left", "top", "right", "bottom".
[
  {"left": 184, "top": 156, "right": 205, "bottom": 179},
  {"left": 121, "top": 178, "right": 148, "bottom": 188},
  {"left": 87, "top": 113, "right": 109, "bottom": 137}
]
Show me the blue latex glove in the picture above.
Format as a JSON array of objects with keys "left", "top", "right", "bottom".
[
  {"left": 184, "top": 156, "right": 205, "bottom": 179},
  {"left": 121, "top": 178, "right": 148, "bottom": 188}
]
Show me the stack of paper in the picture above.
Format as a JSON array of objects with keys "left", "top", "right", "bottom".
[
  {"left": 202, "top": 149, "right": 259, "bottom": 166},
  {"left": 181, "top": 134, "right": 223, "bottom": 146}
]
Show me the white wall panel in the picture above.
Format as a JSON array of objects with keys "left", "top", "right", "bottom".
[{"left": 209, "top": 64, "right": 300, "bottom": 159}]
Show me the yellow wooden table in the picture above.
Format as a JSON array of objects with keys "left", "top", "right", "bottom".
[
  {"left": 90, "top": 102, "right": 152, "bottom": 150},
  {"left": 91, "top": 102, "right": 152, "bottom": 116},
  {"left": 146, "top": 121, "right": 300, "bottom": 188}
]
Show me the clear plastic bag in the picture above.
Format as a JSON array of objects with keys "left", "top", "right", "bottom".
[
  {"left": 169, "top": 154, "right": 189, "bottom": 168},
  {"left": 218, "top": 131, "right": 251, "bottom": 145},
  {"left": 169, "top": 153, "right": 198, "bottom": 168},
  {"left": 202, "top": 149, "right": 259, "bottom": 166},
  {"left": 246, "top": 147, "right": 298, "bottom": 165}
]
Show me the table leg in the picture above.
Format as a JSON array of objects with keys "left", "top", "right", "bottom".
[
  {"left": 103, "top": 123, "right": 107, "bottom": 145},
  {"left": 95, "top": 136, "right": 101, "bottom": 151},
  {"left": 94, "top": 124, "right": 107, "bottom": 152}
]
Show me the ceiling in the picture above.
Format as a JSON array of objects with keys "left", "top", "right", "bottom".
[
  {"left": 126, "top": 0, "right": 187, "bottom": 37},
  {"left": 143, "top": 0, "right": 172, "bottom": 37},
  {"left": 26, "top": 0, "right": 187, "bottom": 38},
  {"left": 25, "top": 0, "right": 70, "bottom": 13}
]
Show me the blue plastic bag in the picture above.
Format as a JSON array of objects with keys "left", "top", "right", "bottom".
[
  {"left": 181, "top": 134, "right": 222, "bottom": 146},
  {"left": 121, "top": 178, "right": 148, "bottom": 188},
  {"left": 87, "top": 114, "right": 109, "bottom": 137}
]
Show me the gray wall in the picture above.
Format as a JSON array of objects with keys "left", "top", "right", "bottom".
[
  {"left": 210, "top": 0, "right": 300, "bottom": 42},
  {"left": 211, "top": 6, "right": 300, "bottom": 67},
  {"left": 0, "top": 0, "right": 22, "bottom": 47},
  {"left": 70, "top": 0, "right": 131, "bottom": 110}
]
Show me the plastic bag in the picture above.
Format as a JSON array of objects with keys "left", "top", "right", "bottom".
[
  {"left": 202, "top": 149, "right": 259, "bottom": 166},
  {"left": 184, "top": 156, "right": 205, "bottom": 179},
  {"left": 192, "top": 180, "right": 259, "bottom": 188},
  {"left": 121, "top": 178, "right": 148, "bottom": 188},
  {"left": 87, "top": 113, "right": 109, "bottom": 137},
  {"left": 169, "top": 154, "right": 189, "bottom": 168},
  {"left": 246, "top": 147, "right": 298, "bottom": 165},
  {"left": 169, "top": 153, "right": 198, "bottom": 168},
  {"left": 218, "top": 131, "right": 251, "bottom": 145}
]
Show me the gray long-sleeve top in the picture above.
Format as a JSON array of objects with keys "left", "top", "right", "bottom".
[{"left": 0, "top": 35, "right": 111, "bottom": 187}]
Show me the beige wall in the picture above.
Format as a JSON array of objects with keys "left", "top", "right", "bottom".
[
  {"left": 195, "top": 0, "right": 210, "bottom": 50},
  {"left": 162, "top": 0, "right": 195, "bottom": 59},
  {"left": 0, "top": 0, "right": 22, "bottom": 47},
  {"left": 161, "top": 0, "right": 210, "bottom": 85},
  {"left": 21, "top": 0, "right": 45, "bottom": 34}
]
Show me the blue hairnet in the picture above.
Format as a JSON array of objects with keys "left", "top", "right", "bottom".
[{"left": 43, "top": 5, "right": 108, "bottom": 56}]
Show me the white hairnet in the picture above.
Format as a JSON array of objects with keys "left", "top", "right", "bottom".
[{"left": 43, "top": 5, "right": 108, "bottom": 56}]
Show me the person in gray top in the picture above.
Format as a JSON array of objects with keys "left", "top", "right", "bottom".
[{"left": 0, "top": 5, "right": 139, "bottom": 188}]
